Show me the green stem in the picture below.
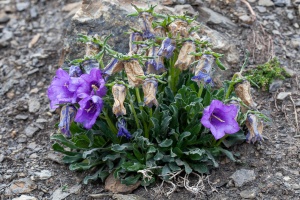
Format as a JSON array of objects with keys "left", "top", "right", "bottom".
[
  {"left": 129, "top": 100, "right": 140, "bottom": 129},
  {"left": 225, "top": 73, "right": 238, "bottom": 99},
  {"left": 197, "top": 82, "right": 204, "bottom": 98},
  {"left": 135, "top": 87, "right": 142, "bottom": 107},
  {"left": 103, "top": 110, "right": 118, "bottom": 134},
  {"left": 215, "top": 134, "right": 229, "bottom": 146}
]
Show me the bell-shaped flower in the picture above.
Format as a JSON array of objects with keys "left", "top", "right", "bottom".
[
  {"left": 154, "top": 26, "right": 166, "bottom": 37},
  {"left": 85, "top": 41, "right": 100, "bottom": 57},
  {"left": 138, "top": 12, "right": 155, "bottom": 39},
  {"left": 112, "top": 84, "right": 127, "bottom": 117},
  {"left": 81, "top": 59, "right": 99, "bottom": 74},
  {"left": 47, "top": 69, "right": 78, "bottom": 110},
  {"left": 157, "top": 37, "right": 175, "bottom": 59},
  {"left": 103, "top": 58, "right": 124, "bottom": 77},
  {"left": 124, "top": 60, "right": 145, "bottom": 87},
  {"left": 145, "top": 46, "right": 165, "bottom": 75},
  {"left": 175, "top": 41, "right": 196, "bottom": 71},
  {"left": 142, "top": 78, "right": 158, "bottom": 108},
  {"left": 117, "top": 119, "right": 132, "bottom": 139},
  {"left": 58, "top": 105, "right": 76, "bottom": 137},
  {"left": 201, "top": 100, "right": 240, "bottom": 140},
  {"left": 245, "top": 114, "right": 263, "bottom": 144},
  {"left": 167, "top": 19, "right": 188, "bottom": 38},
  {"left": 234, "top": 73, "right": 256, "bottom": 110},
  {"left": 76, "top": 68, "right": 107, "bottom": 97},
  {"left": 191, "top": 54, "right": 214, "bottom": 86},
  {"left": 69, "top": 65, "right": 83, "bottom": 77},
  {"left": 75, "top": 95, "right": 103, "bottom": 129},
  {"left": 129, "top": 32, "right": 143, "bottom": 54}
]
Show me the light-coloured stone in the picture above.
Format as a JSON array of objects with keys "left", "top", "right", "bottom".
[
  {"left": 12, "top": 195, "right": 37, "bottom": 200},
  {"left": 277, "top": 92, "right": 291, "bottom": 100},
  {"left": 5, "top": 178, "right": 37, "bottom": 196},
  {"left": 240, "top": 189, "right": 256, "bottom": 199},
  {"left": 230, "top": 169, "right": 256, "bottom": 187},
  {"left": 28, "top": 98, "right": 40, "bottom": 113},
  {"left": 34, "top": 170, "right": 52, "bottom": 180},
  {"left": 113, "top": 194, "right": 147, "bottom": 200},
  {"left": 258, "top": 0, "right": 274, "bottom": 6},
  {"left": 198, "top": 7, "right": 237, "bottom": 28}
]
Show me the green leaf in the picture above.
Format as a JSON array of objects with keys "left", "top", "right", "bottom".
[
  {"left": 82, "top": 148, "right": 101, "bottom": 159},
  {"left": 83, "top": 167, "right": 109, "bottom": 184},
  {"left": 159, "top": 139, "right": 173, "bottom": 148},
  {"left": 218, "top": 147, "right": 236, "bottom": 162},
  {"left": 205, "top": 150, "right": 219, "bottom": 167},
  {"left": 161, "top": 116, "right": 172, "bottom": 133},
  {"left": 102, "top": 153, "right": 120, "bottom": 161},
  {"left": 121, "top": 174, "right": 141, "bottom": 185},
  {"left": 222, "top": 130, "right": 246, "bottom": 148},
  {"left": 147, "top": 146, "right": 156, "bottom": 154},
  {"left": 52, "top": 143, "right": 79, "bottom": 156},
  {"left": 175, "top": 159, "right": 192, "bottom": 174},
  {"left": 177, "top": 132, "right": 191, "bottom": 147},
  {"left": 172, "top": 147, "right": 183, "bottom": 157},
  {"left": 203, "top": 90, "right": 212, "bottom": 106},
  {"left": 154, "top": 151, "right": 164, "bottom": 161},
  {"left": 111, "top": 143, "right": 133, "bottom": 152},
  {"left": 51, "top": 134, "right": 78, "bottom": 149},
  {"left": 133, "top": 145, "right": 144, "bottom": 162},
  {"left": 168, "top": 162, "right": 181, "bottom": 171},
  {"left": 62, "top": 154, "right": 83, "bottom": 164},
  {"left": 190, "top": 163, "right": 209, "bottom": 174},
  {"left": 123, "top": 162, "right": 145, "bottom": 171},
  {"left": 69, "top": 160, "right": 103, "bottom": 171},
  {"left": 184, "top": 148, "right": 205, "bottom": 160},
  {"left": 161, "top": 165, "right": 171, "bottom": 179}
]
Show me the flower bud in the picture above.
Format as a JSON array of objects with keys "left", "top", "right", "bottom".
[
  {"left": 81, "top": 59, "right": 99, "bottom": 74},
  {"left": 146, "top": 46, "right": 165, "bottom": 75},
  {"left": 59, "top": 105, "right": 77, "bottom": 137},
  {"left": 112, "top": 84, "right": 127, "bottom": 117},
  {"left": 129, "top": 32, "right": 143, "bottom": 54},
  {"left": 69, "top": 65, "right": 83, "bottom": 77},
  {"left": 138, "top": 12, "right": 155, "bottom": 39},
  {"left": 175, "top": 41, "right": 196, "bottom": 71},
  {"left": 245, "top": 114, "right": 263, "bottom": 144},
  {"left": 168, "top": 19, "right": 189, "bottom": 38},
  {"left": 191, "top": 54, "right": 214, "bottom": 85},
  {"left": 142, "top": 78, "right": 158, "bottom": 107},
  {"left": 234, "top": 73, "right": 256, "bottom": 109},
  {"left": 117, "top": 119, "right": 132, "bottom": 139},
  {"left": 124, "top": 60, "right": 144, "bottom": 87}
]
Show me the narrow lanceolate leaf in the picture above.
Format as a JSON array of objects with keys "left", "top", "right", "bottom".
[{"left": 51, "top": 134, "right": 78, "bottom": 149}]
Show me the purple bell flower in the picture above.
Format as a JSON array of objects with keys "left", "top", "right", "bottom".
[
  {"left": 69, "top": 65, "right": 83, "bottom": 77},
  {"left": 145, "top": 46, "right": 165, "bottom": 74},
  {"left": 47, "top": 69, "right": 78, "bottom": 110},
  {"left": 201, "top": 100, "right": 240, "bottom": 140},
  {"left": 58, "top": 105, "right": 76, "bottom": 137},
  {"left": 75, "top": 95, "right": 104, "bottom": 129},
  {"left": 76, "top": 68, "right": 107, "bottom": 98},
  {"left": 117, "top": 119, "right": 132, "bottom": 139},
  {"left": 157, "top": 38, "right": 175, "bottom": 59}
]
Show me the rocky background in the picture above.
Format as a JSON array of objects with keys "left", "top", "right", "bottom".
[{"left": 0, "top": 0, "right": 300, "bottom": 199}]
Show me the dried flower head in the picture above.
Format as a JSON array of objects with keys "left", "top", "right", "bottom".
[
  {"left": 190, "top": 31, "right": 201, "bottom": 41},
  {"left": 146, "top": 46, "right": 165, "bottom": 75},
  {"left": 124, "top": 60, "right": 145, "bottom": 87},
  {"left": 191, "top": 54, "right": 214, "bottom": 85},
  {"left": 138, "top": 12, "right": 155, "bottom": 39},
  {"left": 59, "top": 105, "right": 76, "bottom": 137},
  {"left": 175, "top": 41, "right": 196, "bottom": 71},
  {"left": 112, "top": 84, "right": 127, "bottom": 117},
  {"left": 157, "top": 37, "right": 175, "bottom": 59},
  {"left": 129, "top": 32, "right": 143, "bottom": 54},
  {"left": 142, "top": 78, "right": 158, "bottom": 108},
  {"left": 245, "top": 114, "right": 263, "bottom": 144},
  {"left": 234, "top": 73, "right": 256, "bottom": 109},
  {"left": 201, "top": 100, "right": 240, "bottom": 140},
  {"left": 103, "top": 58, "right": 124, "bottom": 77},
  {"left": 154, "top": 26, "right": 166, "bottom": 37},
  {"left": 168, "top": 19, "right": 189, "bottom": 38}
]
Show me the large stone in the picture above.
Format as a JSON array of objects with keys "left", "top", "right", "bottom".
[
  {"left": 5, "top": 178, "right": 37, "bottom": 196},
  {"left": 240, "top": 189, "right": 256, "bottom": 199},
  {"left": 258, "top": 0, "right": 275, "bottom": 6},
  {"left": 12, "top": 195, "right": 37, "bottom": 200},
  {"left": 230, "top": 169, "right": 256, "bottom": 187},
  {"left": 198, "top": 7, "right": 237, "bottom": 28}
]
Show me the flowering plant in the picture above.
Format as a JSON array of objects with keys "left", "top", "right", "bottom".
[{"left": 48, "top": 5, "right": 268, "bottom": 187}]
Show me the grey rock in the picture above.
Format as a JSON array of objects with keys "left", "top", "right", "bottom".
[
  {"left": 5, "top": 178, "right": 37, "bottom": 196},
  {"left": 34, "top": 170, "right": 52, "bottom": 180},
  {"left": 295, "top": 100, "right": 300, "bottom": 107},
  {"left": 283, "top": 66, "right": 297, "bottom": 77},
  {"left": 15, "top": 115, "right": 29, "bottom": 120},
  {"left": 174, "top": 4, "right": 197, "bottom": 16},
  {"left": 28, "top": 98, "right": 40, "bottom": 113},
  {"left": 51, "top": 184, "right": 81, "bottom": 200},
  {"left": 256, "top": 6, "right": 267, "bottom": 12},
  {"left": 113, "top": 194, "right": 147, "bottom": 200},
  {"left": 290, "top": 37, "right": 300, "bottom": 49},
  {"left": 230, "top": 169, "right": 256, "bottom": 187},
  {"left": 269, "top": 79, "right": 283, "bottom": 92},
  {"left": 36, "top": 118, "right": 47, "bottom": 123},
  {"left": 240, "top": 189, "right": 256, "bottom": 199},
  {"left": 258, "top": 0, "right": 275, "bottom": 6},
  {"left": 239, "top": 15, "right": 252, "bottom": 24},
  {"left": 30, "top": 7, "right": 38, "bottom": 19},
  {"left": 0, "top": 79, "right": 17, "bottom": 95},
  {"left": 46, "top": 152, "right": 64, "bottom": 164},
  {"left": 277, "top": 92, "right": 291, "bottom": 100},
  {"left": 0, "top": 29, "right": 13, "bottom": 46},
  {"left": 12, "top": 195, "right": 37, "bottom": 200},
  {"left": 198, "top": 7, "right": 237, "bottom": 28},
  {"left": 273, "top": 0, "right": 287, "bottom": 7},
  {"left": 25, "top": 126, "right": 39, "bottom": 138},
  {"left": 0, "top": 154, "right": 4, "bottom": 163},
  {"left": 16, "top": 2, "right": 30, "bottom": 12},
  {"left": 0, "top": 13, "right": 10, "bottom": 23}
]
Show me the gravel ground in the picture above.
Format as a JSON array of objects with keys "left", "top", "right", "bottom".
[{"left": 0, "top": 0, "right": 299, "bottom": 199}]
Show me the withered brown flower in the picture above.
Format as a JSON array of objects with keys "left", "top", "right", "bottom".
[
  {"left": 103, "top": 58, "right": 124, "bottom": 77},
  {"left": 112, "top": 84, "right": 127, "bottom": 117},
  {"left": 175, "top": 41, "right": 196, "bottom": 71},
  {"left": 154, "top": 26, "right": 166, "bottom": 37},
  {"left": 124, "top": 60, "right": 144, "bottom": 87},
  {"left": 142, "top": 78, "right": 158, "bottom": 108},
  {"left": 168, "top": 19, "right": 189, "bottom": 38},
  {"left": 129, "top": 32, "right": 143, "bottom": 54},
  {"left": 245, "top": 114, "right": 263, "bottom": 144},
  {"left": 234, "top": 73, "right": 256, "bottom": 109},
  {"left": 146, "top": 46, "right": 165, "bottom": 75},
  {"left": 138, "top": 12, "right": 155, "bottom": 39}
]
